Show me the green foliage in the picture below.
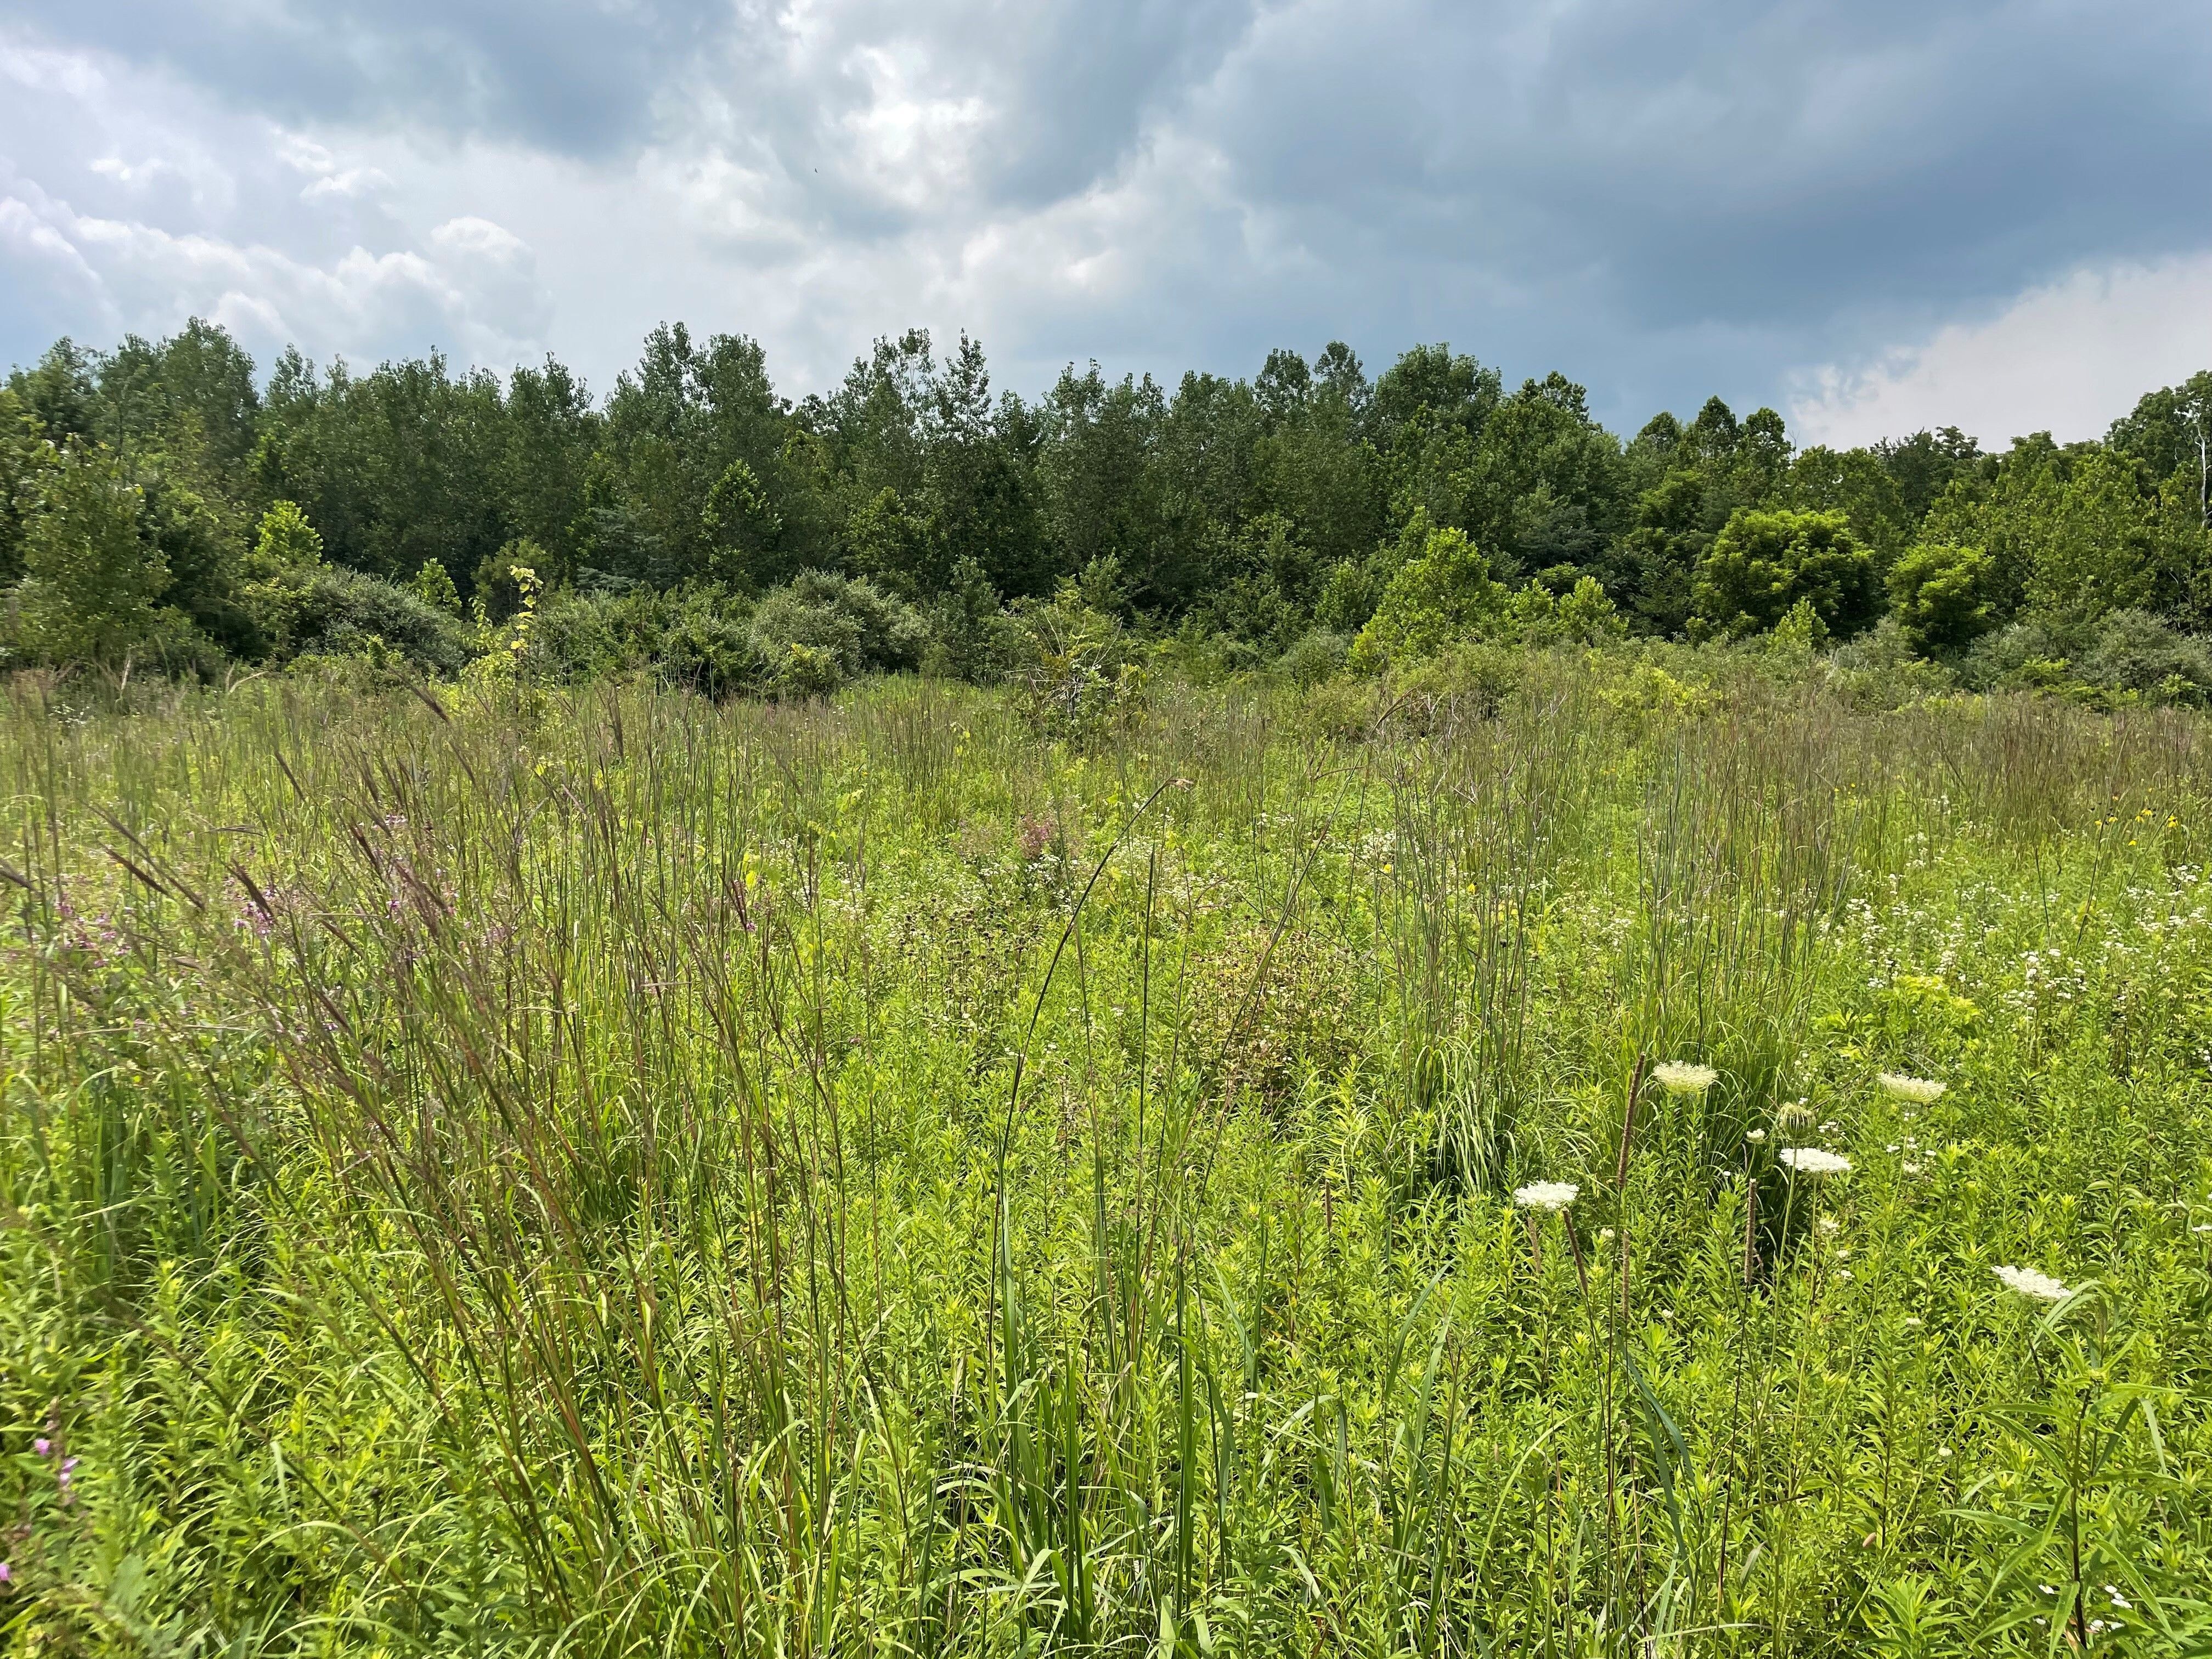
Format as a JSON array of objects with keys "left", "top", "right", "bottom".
[
  {"left": 248, "top": 498, "right": 323, "bottom": 577},
  {"left": 1888, "top": 540, "right": 1999, "bottom": 654},
  {"left": 655, "top": 589, "right": 769, "bottom": 699},
  {"left": 4, "top": 672, "right": 2212, "bottom": 1651},
  {"left": 7, "top": 318, "right": 2212, "bottom": 695},
  {"left": 700, "top": 457, "right": 783, "bottom": 586},
  {"left": 1348, "top": 514, "right": 1503, "bottom": 670},
  {"left": 411, "top": 558, "right": 462, "bottom": 614},
  {"left": 13, "top": 444, "right": 178, "bottom": 667},
  {"left": 749, "top": 567, "right": 925, "bottom": 685},
  {"left": 1694, "top": 506, "right": 1878, "bottom": 640},
  {"left": 0, "top": 387, "right": 41, "bottom": 585}
]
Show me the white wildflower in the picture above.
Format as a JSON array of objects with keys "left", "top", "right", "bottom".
[
  {"left": 1513, "top": 1181, "right": 1579, "bottom": 1212},
  {"left": 1876, "top": 1072, "right": 1946, "bottom": 1104},
  {"left": 1652, "top": 1061, "right": 1718, "bottom": 1096},
  {"left": 1780, "top": 1147, "right": 1852, "bottom": 1177},
  {"left": 1993, "top": 1264, "right": 2070, "bottom": 1303},
  {"left": 1746, "top": 1128, "right": 1768, "bottom": 1143}
]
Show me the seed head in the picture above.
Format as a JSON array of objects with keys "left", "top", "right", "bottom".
[{"left": 1777, "top": 1104, "right": 1816, "bottom": 1135}]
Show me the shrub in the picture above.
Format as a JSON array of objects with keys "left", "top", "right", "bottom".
[
  {"left": 654, "top": 590, "right": 766, "bottom": 701},
  {"left": 1887, "top": 541, "right": 1997, "bottom": 654},
  {"left": 286, "top": 568, "right": 472, "bottom": 675},
  {"left": 750, "top": 569, "right": 927, "bottom": 688},
  {"left": 2078, "top": 608, "right": 2212, "bottom": 703},
  {"left": 1961, "top": 609, "right": 2212, "bottom": 706},
  {"left": 1348, "top": 516, "right": 1503, "bottom": 672},
  {"left": 923, "top": 556, "right": 1016, "bottom": 683},
  {"left": 1278, "top": 628, "right": 1349, "bottom": 688},
  {"left": 1825, "top": 616, "right": 1958, "bottom": 710},
  {"left": 13, "top": 445, "right": 180, "bottom": 669},
  {"left": 1694, "top": 507, "right": 1877, "bottom": 640}
]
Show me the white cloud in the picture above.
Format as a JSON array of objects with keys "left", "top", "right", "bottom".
[{"left": 1790, "top": 253, "right": 2212, "bottom": 449}]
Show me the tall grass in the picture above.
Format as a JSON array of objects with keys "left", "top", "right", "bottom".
[{"left": 3, "top": 661, "right": 2211, "bottom": 1655}]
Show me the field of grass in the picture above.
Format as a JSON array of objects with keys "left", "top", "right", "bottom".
[{"left": 3, "top": 658, "right": 2211, "bottom": 1656}]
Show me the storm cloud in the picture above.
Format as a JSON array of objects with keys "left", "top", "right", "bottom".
[{"left": 3, "top": 0, "right": 2209, "bottom": 439}]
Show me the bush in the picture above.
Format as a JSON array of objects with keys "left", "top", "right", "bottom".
[
  {"left": 749, "top": 570, "right": 927, "bottom": 691},
  {"left": 1825, "top": 616, "right": 1958, "bottom": 710},
  {"left": 1389, "top": 640, "right": 1525, "bottom": 726},
  {"left": 285, "top": 568, "right": 472, "bottom": 676},
  {"left": 13, "top": 445, "right": 182, "bottom": 669},
  {"left": 1962, "top": 608, "right": 2212, "bottom": 706},
  {"left": 1348, "top": 516, "right": 1503, "bottom": 672},
  {"left": 2078, "top": 608, "right": 2212, "bottom": 703},
  {"left": 654, "top": 592, "right": 767, "bottom": 701},
  {"left": 1006, "top": 581, "right": 1144, "bottom": 741},
  {"left": 1277, "top": 629, "right": 1348, "bottom": 689},
  {"left": 923, "top": 556, "right": 1017, "bottom": 684},
  {"left": 1694, "top": 508, "right": 1878, "bottom": 640},
  {"left": 1887, "top": 541, "right": 1997, "bottom": 654}
]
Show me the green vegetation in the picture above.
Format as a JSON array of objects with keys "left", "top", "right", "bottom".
[
  {"left": 4, "top": 323, "right": 2211, "bottom": 708},
  {"left": 3, "top": 661, "right": 2212, "bottom": 1652}
]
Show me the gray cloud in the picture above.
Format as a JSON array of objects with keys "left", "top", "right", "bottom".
[
  {"left": 3, "top": 0, "right": 2210, "bottom": 433},
  {"left": 2, "top": 0, "right": 732, "bottom": 155}
]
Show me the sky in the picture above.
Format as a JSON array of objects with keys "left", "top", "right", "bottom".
[{"left": 2, "top": 0, "right": 2210, "bottom": 448}]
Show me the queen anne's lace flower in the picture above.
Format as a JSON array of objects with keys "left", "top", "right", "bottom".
[
  {"left": 1652, "top": 1062, "right": 1718, "bottom": 1096},
  {"left": 1876, "top": 1072, "right": 1946, "bottom": 1104},
  {"left": 1779, "top": 1147, "right": 1852, "bottom": 1176},
  {"left": 1512, "top": 1181, "right": 1579, "bottom": 1212},
  {"left": 1993, "top": 1263, "right": 2071, "bottom": 1303}
]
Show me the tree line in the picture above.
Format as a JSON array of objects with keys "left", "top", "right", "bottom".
[{"left": 4, "top": 318, "right": 2210, "bottom": 699}]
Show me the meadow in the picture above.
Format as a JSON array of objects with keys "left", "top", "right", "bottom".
[{"left": 1, "top": 656, "right": 2210, "bottom": 1656}]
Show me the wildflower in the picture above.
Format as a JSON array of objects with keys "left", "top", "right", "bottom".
[
  {"left": 1903, "top": 1316, "right": 1923, "bottom": 1328},
  {"left": 1833, "top": 1268, "right": 1852, "bottom": 1281},
  {"left": 1597, "top": 1228, "right": 1615, "bottom": 1245},
  {"left": 1779, "top": 1147, "right": 1852, "bottom": 1177},
  {"left": 1652, "top": 1062, "right": 1718, "bottom": 1096},
  {"left": 1746, "top": 1128, "right": 1767, "bottom": 1143},
  {"left": 1777, "top": 1104, "right": 1815, "bottom": 1135},
  {"left": 1818, "top": 1216, "right": 1839, "bottom": 1234},
  {"left": 32, "top": 1438, "right": 50, "bottom": 1457},
  {"left": 1902, "top": 1161, "right": 1923, "bottom": 1175},
  {"left": 0, "top": 1561, "right": 9, "bottom": 1584},
  {"left": 1876, "top": 1072, "right": 1946, "bottom": 1104},
  {"left": 1993, "top": 1264, "right": 2070, "bottom": 1303},
  {"left": 1513, "top": 1181, "right": 1579, "bottom": 1212}
]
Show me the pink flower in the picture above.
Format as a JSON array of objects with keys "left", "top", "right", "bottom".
[
  {"left": 32, "top": 1438, "right": 49, "bottom": 1457},
  {"left": 0, "top": 1560, "right": 12, "bottom": 1582}
]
